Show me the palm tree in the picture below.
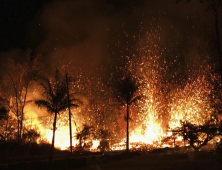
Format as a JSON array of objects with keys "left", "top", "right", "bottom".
[
  {"left": 34, "top": 69, "right": 81, "bottom": 162},
  {"left": 116, "top": 72, "right": 142, "bottom": 152}
]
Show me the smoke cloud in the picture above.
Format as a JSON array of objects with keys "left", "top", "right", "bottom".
[{"left": 0, "top": 0, "right": 213, "bottom": 79}]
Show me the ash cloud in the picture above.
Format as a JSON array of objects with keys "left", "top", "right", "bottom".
[
  {"left": 33, "top": 0, "right": 208, "bottom": 76},
  {"left": 34, "top": 0, "right": 118, "bottom": 76},
  {"left": 1, "top": 0, "right": 211, "bottom": 79}
]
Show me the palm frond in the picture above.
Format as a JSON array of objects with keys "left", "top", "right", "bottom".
[
  {"left": 129, "top": 95, "right": 144, "bottom": 105},
  {"left": 39, "top": 78, "right": 54, "bottom": 100},
  {"left": 116, "top": 73, "right": 139, "bottom": 104},
  {"left": 35, "top": 69, "right": 82, "bottom": 115},
  {"left": 35, "top": 100, "right": 54, "bottom": 113}
]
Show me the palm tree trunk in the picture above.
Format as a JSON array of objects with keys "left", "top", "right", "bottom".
[
  {"left": 66, "top": 74, "right": 72, "bottom": 153},
  {"left": 126, "top": 103, "right": 129, "bottom": 152},
  {"left": 49, "top": 111, "right": 58, "bottom": 163}
]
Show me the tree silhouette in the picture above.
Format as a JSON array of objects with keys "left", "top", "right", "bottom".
[
  {"left": 3, "top": 51, "right": 42, "bottom": 139},
  {"left": 97, "top": 129, "right": 112, "bottom": 152},
  {"left": 33, "top": 69, "right": 81, "bottom": 162},
  {"left": 172, "top": 119, "right": 221, "bottom": 151},
  {"left": 76, "top": 124, "right": 95, "bottom": 152},
  {"left": 0, "top": 96, "right": 12, "bottom": 141},
  {"left": 116, "top": 72, "right": 142, "bottom": 152},
  {"left": 22, "top": 128, "right": 40, "bottom": 143}
]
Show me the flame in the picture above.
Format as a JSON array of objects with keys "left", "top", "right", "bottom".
[
  {"left": 21, "top": 33, "right": 221, "bottom": 151},
  {"left": 23, "top": 60, "right": 220, "bottom": 151},
  {"left": 23, "top": 70, "right": 218, "bottom": 151}
]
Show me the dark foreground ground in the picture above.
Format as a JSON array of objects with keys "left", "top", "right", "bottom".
[
  {"left": 77, "top": 152, "right": 222, "bottom": 170},
  {"left": 0, "top": 151, "right": 222, "bottom": 170}
]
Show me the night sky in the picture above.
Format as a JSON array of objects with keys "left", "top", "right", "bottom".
[
  {"left": 0, "top": 0, "right": 53, "bottom": 51},
  {"left": 0, "top": 0, "right": 220, "bottom": 78}
]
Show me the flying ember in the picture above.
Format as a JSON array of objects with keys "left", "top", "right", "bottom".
[{"left": 21, "top": 33, "right": 221, "bottom": 152}]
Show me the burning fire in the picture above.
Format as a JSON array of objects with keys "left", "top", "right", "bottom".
[{"left": 21, "top": 33, "right": 221, "bottom": 151}]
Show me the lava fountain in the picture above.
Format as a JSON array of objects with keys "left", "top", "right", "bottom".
[{"left": 22, "top": 32, "right": 221, "bottom": 151}]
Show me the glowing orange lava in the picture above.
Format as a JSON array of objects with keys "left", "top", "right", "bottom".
[{"left": 22, "top": 36, "right": 221, "bottom": 151}]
